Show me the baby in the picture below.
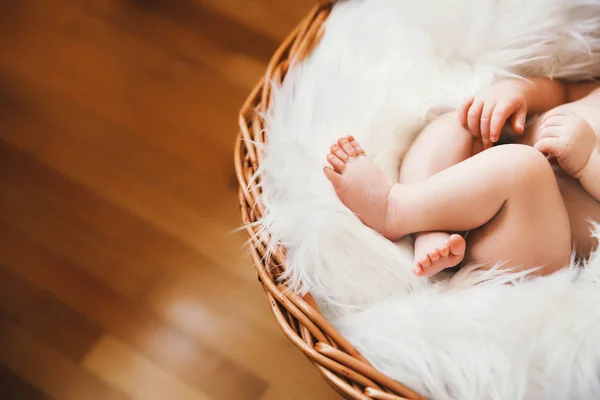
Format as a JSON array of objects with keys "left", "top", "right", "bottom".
[{"left": 324, "top": 77, "right": 600, "bottom": 277}]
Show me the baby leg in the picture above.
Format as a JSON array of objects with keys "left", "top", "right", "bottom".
[
  {"left": 463, "top": 171, "right": 573, "bottom": 276},
  {"left": 399, "top": 111, "right": 481, "bottom": 276},
  {"left": 325, "top": 142, "right": 571, "bottom": 275}
]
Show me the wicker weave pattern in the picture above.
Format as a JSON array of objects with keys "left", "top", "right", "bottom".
[{"left": 234, "top": 2, "right": 426, "bottom": 399}]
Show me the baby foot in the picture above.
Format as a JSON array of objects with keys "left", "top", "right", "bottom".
[
  {"left": 413, "top": 234, "right": 466, "bottom": 277},
  {"left": 323, "top": 136, "right": 395, "bottom": 238}
]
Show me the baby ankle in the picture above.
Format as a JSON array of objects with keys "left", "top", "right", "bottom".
[{"left": 382, "top": 184, "right": 407, "bottom": 239}]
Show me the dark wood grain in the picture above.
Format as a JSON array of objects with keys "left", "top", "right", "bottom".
[
  {"left": 0, "top": 265, "right": 102, "bottom": 362},
  {"left": 0, "top": 364, "right": 54, "bottom": 400},
  {"left": 0, "top": 321, "right": 130, "bottom": 400},
  {"left": 0, "top": 221, "right": 268, "bottom": 400},
  {"left": 118, "top": 0, "right": 281, "bottom": 60},
  {"left": 0, "top": 0, "right": 338, "bottom": 399}
]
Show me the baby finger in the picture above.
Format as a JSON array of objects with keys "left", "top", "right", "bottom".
[
  {"left": 480, "top": 102, "right": 495, "bottom": 145},
  {"left": 534, "top": 137, "right": 564, "bottom": 158},
  {"left": 458, "top": 96, "right": 474, "bottom": 127},
  {"left": 510, "top": 104, "right": 527, "bottom": 134},
  {"left": 467, "top": 99, "right": 484, "bottom": 138},
  {"left": 490, "top": 103, "right": 512, "bottom": 142},
  {"left": 534, "top": 125, "right": 561, "bottom": 146}
]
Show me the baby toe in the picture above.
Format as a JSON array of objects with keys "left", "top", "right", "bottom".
[
  {"left": 323, "top": 166, "right": 342, "bottom": 186},
  {"left": 448, "top": 234, "right": 466, "bottom": 256},
  {"left": 330, "top": 144, "right": 349, "bottom": 162},
  {"left": 327, "top": 153, "right": 346, "bottom": 173},
  {"left": 438, "top": 243, "right": 450, "bottom": 257},
  {"left": 338, "top": 137, "right": 357, "bottom": 157},
  {"left": 347, "top": 136, "right": 366, "bottom": 156},
  {"left": 428, "top": 249, "right": 440, "bottom": 262}
]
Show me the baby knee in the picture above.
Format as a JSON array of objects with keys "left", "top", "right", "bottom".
[
  {"left": 428, "top": 111, "right": 473, "bottom": 143},
  {"left": 508, "top": 144, "right": 554, "bottom": 181}
]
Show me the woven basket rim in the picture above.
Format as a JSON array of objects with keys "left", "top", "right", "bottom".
[{"left": 234, "top": 2, "right": 426, "bottom": 399}]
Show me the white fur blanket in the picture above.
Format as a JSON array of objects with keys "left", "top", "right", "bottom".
[{"left": 258, "top": 0, "right": 600, "bottom": 398}]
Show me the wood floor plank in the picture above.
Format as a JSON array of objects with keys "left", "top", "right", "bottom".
[
  {"left": 0, "top": 223, "right": 268, "bottom": 400},
  {"left": 0, "top": 72, "right": 239, "bottom": 221},
  {"left": 83, "top": 335, "right": 210, "bottom": 400},
  {"left": 0, "top": 143, "right": 163, "bottom": 299},
  {"left": 193, "top": 0, "right": 317, "bottom": 42},
  {"left": 258, "top": 384, "right": 339, "bottom": 400},
  {"left": 0, "top": 70, "right": 238, "bottom": 223},
  {"left": 0, "top": 265, "right": 102, "bottom": 362},
  {"left": 0, "top": 138, "right": 216, "bottom": 278},
  {"left": 0, "top": 0, "right": 343, "bottom": 398},
  {"left": 0, "top": 0, "right": 249, "bottom": 155},
  {"left": 0, "top": 68, "right": 248, "bottom": 272},
  {"left": 146, "top": 270, "right": 337, "bottom": 398},
  {"left": 0, "top": 7, "right": 251, "bottom": 272},
  {"left": 0, "top": 364, "right": 54, "bottom": 400},
  {"left": 0, "top": 131, "right": 247, "bottom": 278},
  {"left": 108, "top": 0, "right": 280, "bottom": 61},
  {"left": 89, "top": 0, "right": 270, "bottom": 90},
  {"left": 0, "top": 320, "right": 129, "bottom": 400},
  {"left": 146, "top": 264, "right": 285, "bottom": 338}
]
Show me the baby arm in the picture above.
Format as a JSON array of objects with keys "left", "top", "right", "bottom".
[
  {"left": 518, "top": 77, "right": 567, "bottom": 112},
  {"left": 566, "top": 81, "right": 600, "bottom": 103},
  {"left": 459, "top": 77, "right": 567, "bottom": 149},
  {"left": 552, "top": 81, "right": 600, "bottom": 201}
]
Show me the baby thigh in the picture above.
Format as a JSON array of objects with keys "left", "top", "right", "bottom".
[
  {"left": 399, "top": 111, "right": 482, "bottom": 183},
  {"left": 463, "top": 153, "right": 572, "bottom": 276},
  {"left": 555, "top": 168, "right": 600, "bottom": 257}
]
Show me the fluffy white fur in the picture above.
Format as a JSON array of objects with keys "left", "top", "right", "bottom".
[{"left": 257, "top": 0, "right": 600, "bottom": 398}]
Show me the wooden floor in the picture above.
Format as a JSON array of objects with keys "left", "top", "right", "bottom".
[{"left": 0, "top": 1, "right": 339, "bottom": 399}]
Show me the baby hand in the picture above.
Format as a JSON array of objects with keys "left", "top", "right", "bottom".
[
  {"left": 533, "top": 110, "right": 596, "bottom": 179},
  {"left": 458, "top": 79, "right": 529, "bottom": 149}
]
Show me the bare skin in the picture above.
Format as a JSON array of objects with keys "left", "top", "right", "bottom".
[
  {"left": 465, "top": 78, "right": 600, "bottom": 258},
  {"left": 397, "top": 78, "right": 600, "bottom": 277},
  {"left": 324, "top": 139, "right": 572, "bottom": 276},
  {"left": 396, "top": 78, "right": 578, "bottom": 277},
  {"left": 515, "top": 99, "right": 600, "bottom": 257},
  {"left": 397, "top": 112, "right": 477, "bottom": 276},
  {"left": 324, "top": 79, "right": 600, "bottom": 277}
]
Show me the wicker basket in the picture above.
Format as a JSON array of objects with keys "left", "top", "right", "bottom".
[{"left": 234, "top": 2, "right": 426, "bottom": 399}]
